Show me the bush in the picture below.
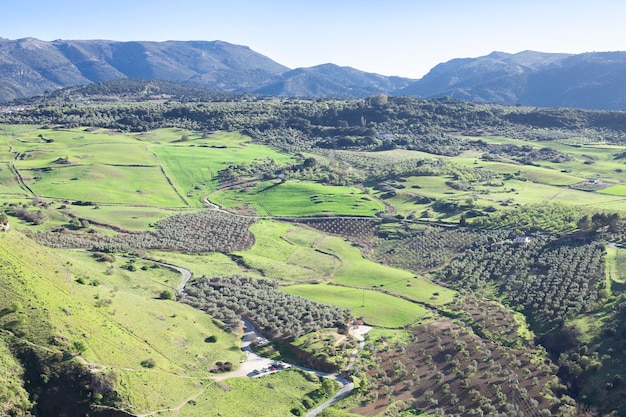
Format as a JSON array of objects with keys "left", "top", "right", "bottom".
[
  {"left": 92, "top": 252, "right": 115, "bottom": 263},
  {"left": 205, "top": 335, "right": 218, "bottom": 343},
  {"left": 140, "top": 358, "right": 156, "bottom": 368},
  {"left": 73, "top": 341, "right": 87, "bottom": 353},
  {"left": 159, "top": 290, "right": 175, "bottom": 300}
]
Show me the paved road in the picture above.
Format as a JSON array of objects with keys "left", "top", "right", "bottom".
[
  {"left": 212, "top": 319, "right": 279, "bottom": 381},
  {"left": 304, "top": 325, "right": 371, "bottom": 417},
  {"left": 169, "top": 260, "right": 372, "bottom": 415}
]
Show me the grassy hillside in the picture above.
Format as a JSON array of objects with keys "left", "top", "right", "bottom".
[{"left": 0, "top": 230, "right": 244, "bottom": 415}]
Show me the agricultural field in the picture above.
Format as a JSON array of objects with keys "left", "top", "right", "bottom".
[
  {"left": 234, "top": 220, "right": 337, "bottom": 282},
  {"left": 28, "top": 164, "right": 186, "bottom": 206},
  {"left": 66, "top": 204, "right": 190, "bottom": 231},
  {"left": 317, "top": 236, "right": 456, "bottom": 306},
  {"left": 154, "top": 131, "right": 295, "bottom": 204},
  {"left": 5, "top": 94, "right": 626, "bottom": 416},
  {"left": 606, "top": 245, "right": 626, "bottom": 284},
  {"left": 177, "top": 370, "right": 334, "bottom": 417},
  {"left": 348, "top": 319, "right": 559, "bottom": 416},
  {"left": 282, "top": 283, "right": 430, "bottom": 328},
  {"left": 211, "top": 180, "right": 384, "bottom": 217}
]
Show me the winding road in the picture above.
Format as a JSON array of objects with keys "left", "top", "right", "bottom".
[{"left": 165, "top": 262, "right": 371, "bottom": 415}]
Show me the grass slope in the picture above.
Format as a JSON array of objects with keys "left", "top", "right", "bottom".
[
  {"left": 318, "top": 236, "right": 456, "bottom": 306},
  {"left": 212, "top": 181, "right": 384, "bottom": 217},
  {"left": 0, "top": 231, "right": 244, "bottom": 414},
  {"left": 235, "top": 220, "right": 337, "bottom": 281},
  {"left": 282, "top": 283, "right": 430, "bottom": 328},
  {"left": 154, "top": 131, "right": 295, "bottom": 204}
]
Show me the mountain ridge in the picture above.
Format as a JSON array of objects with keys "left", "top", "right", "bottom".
[
  {"left": 397, "top": 50, "right": 626, "bottom": 109},
  {"left": 2, "top": 38, "right": 626, "bottom": 109},
  {"left": 0, "top": 37, "right": 413, "bottom": 102}
]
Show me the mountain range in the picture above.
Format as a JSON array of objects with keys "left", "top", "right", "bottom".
[{"left": 1, "top": 37, "right": 626, "bottom": 110}]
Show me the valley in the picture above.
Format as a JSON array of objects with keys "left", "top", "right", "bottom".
[{"left": 2, "top": 92, "right": 626, "bottom": 416}]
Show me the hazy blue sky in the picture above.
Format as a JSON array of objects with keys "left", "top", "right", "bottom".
[{"left": 2, "top": 0, "right": 624, "bottom": 78}]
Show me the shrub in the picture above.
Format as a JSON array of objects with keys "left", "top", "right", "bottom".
[
  {"left": 140, "top": 358, "right": 156, "bottom": 368},
  {"left": 159, "top": 290, "right": 175, "bottom": 300}
]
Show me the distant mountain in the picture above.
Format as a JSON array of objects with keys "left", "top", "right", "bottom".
[
  {"left": 397, "top": 50, "right": 626, "bottom": 110},
  {"left": 254, "top": 63, "right": 413, "bottom": 98},
  {"left": 3, "top": 38, "right": 626, "bottom": 109},
  {"left": 0, "top": 38, "right": 288, "bottom": 102},
  {"left": 0, "top": 37, "right": 412, "bottom": 102}
]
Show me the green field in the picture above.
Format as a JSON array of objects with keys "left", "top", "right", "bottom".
[
  {"left": 606, "top": 245, "right": 626, "bottom": 285},
  {"left": 318, "top": 236, "right": 456, "bottom": 306},
  {"left": 599, "top": 185, "right": 626, "bottom": 197},
  {"left": 0, "top": 128, "right": 300, "bottom": 209},
  {"left": 235, "top": 220, "right": 337, "bottom": 281},
  {"left": 154, "top": 131, "right": 295, "bottom": 203},
  {"left": 68, "top": 205, "right": 194, "bottom": 231},
  {"left": 178, "top": 370, "right": 330, "bottom": 417},
  {"left": 212, "top": 180, "right": 384, "bottom": 216},
  {"left": 283, "top": 283, "right": 430, "bottom": 328},
  {"left": 148, "top": 250, "right": 253, "bottom": 279},
  {"left": 27, "top": 164, "right": 186, "bottom": 206},
  {"left": 0, "top": 163, "right": 24, "bottom": 194}
]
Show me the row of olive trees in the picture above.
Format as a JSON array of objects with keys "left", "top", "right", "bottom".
[
  {"left": 183, "top": 275, "right": 353, "bottom": 338},
  {"left": 440, "top": 237, "right": 606, "bottom": 325},
  {"left": 35, "top": 210, "right": 255, "bottom": 253}
]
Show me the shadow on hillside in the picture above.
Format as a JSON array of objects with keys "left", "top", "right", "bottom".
[{"left": 611, "top": 280, "right": 626, "bottom": 293}]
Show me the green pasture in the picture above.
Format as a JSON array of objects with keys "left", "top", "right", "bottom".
[
  {"left": 177, "top": 370, "right": 328, "bottom": 417},
  {"left": 68, "top": 205, "right": 189, "bottom": 231},
  {"left": 0, "top": 124, "right": 40, "bottom": 138},
  {"left": 49, "top": 249, "right": 244, "bottom": 374},
  {"left": 495, "top": 180, "right": 626, "bottom": 206},
  {"left": 6, "top": 128, "right": 153, "bottom": 165},
  {"left": 462, "top": 160, "right": 585, "bottom": 186},
  {"left": 26, "top": 164, "right": 186, "bottom": 206},
  {"left": 465, "top": 135, "right": 626, "bottom": 184},
  {"left": 3, "top": 127, "right": 303, "bottom": 209},
  {"left": 114, "top": 370, "right": 208, "bottom": 415},
  {"left": 148, "top": 250, "right": 253, "bottom": 279},
  {"left": 13, "top": 141, "right": 157, "bottom": 169},
  {"left": 212, "top": 180, "right": 384, "bottom": 216},
  {"left": 153, "top": 145, "right": 220, "bottom": 200},
  {"left": 318, "top": 236, "right": 455, "bottom": 306},
  {"left": 154, "top": 131, "right": 294, "bottom": 198},
  {"left": 0, "top": 232, "right": 242, "bottom": 385},
  {"left": 235, "top": 220, "right": 337, "bottom": 282},
  {"left": 0, "top": 163, "right": 25, "bottom": 195},
  {"left": 599, "top": 185, "right": 626, "bottom": 197},
  {"left": 282, "top": 283, "right": 430, "bottom": 328},
  {"left": 402, "top": 176, "right": 463, "bottom": 199},
  {"left": 606, "top": 245, "right": 626, "bottom": 285}
]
